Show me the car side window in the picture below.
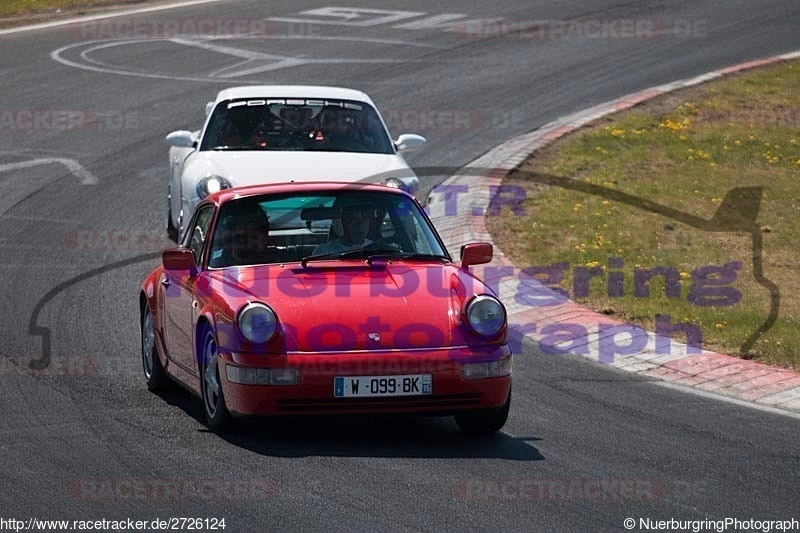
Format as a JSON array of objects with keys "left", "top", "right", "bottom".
[{"left": 186, "top": 206, "right": 214, "bottom": 266}]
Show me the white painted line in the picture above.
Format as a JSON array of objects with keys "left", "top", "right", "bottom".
[
  {"left": 51, "top": 35, "right": 440, "bottom": 83},
  {"left": 0, "top": 158, "right": 98, "bottom": 184}
]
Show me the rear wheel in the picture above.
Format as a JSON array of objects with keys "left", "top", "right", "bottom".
[
  {"left": 200, "top": 328, "right": 231, "bottom": 431},
  {"left": 141, "top": 306, "right": 168, "bottom": 391},
  {"left": 454, "top": 390, "right": 510, "bottom": 435}
]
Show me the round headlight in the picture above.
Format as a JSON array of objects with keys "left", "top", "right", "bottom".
[
  {"left": 237, "top": 302, "right": 278, "bottom": 344},
  {"left": 197, "top": 175, "right": 232, "bottom": 198},
  {"left": 465, "top": 295, "right": 506, "bottom": 337},
  {"left": 383, "top": 177, "right": 403, "bottom": 189}
]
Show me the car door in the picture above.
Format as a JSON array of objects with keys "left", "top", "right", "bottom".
[{"left": 163, "top": 204, "right": 215, "bottom": 377}]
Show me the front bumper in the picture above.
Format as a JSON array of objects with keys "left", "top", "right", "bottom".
[{"left": 218, "top": 345, "right": 511, "bottom": 417}]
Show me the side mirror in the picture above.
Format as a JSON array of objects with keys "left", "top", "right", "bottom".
[
  {"left": 460, "top": 242, "right": 493, "bottom": 268},
  {"left": 394, "top": 133, "right": 426, "bottom": 153},
  {"left": 205, "top": 101, "right": 215, "bottom": 116},
  {"left": 163, "top": 247, "right": 197, "bottom": 276},
  {"left": 165, "top": 130, "right": 196, "bottom": 149}
]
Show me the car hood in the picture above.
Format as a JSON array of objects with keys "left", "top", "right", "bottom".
[
  {"left": 209, "top": 262, "right": 489, "bottom": 352},
  {"left": 192, "top": 151, "right": 415, "bottom": 184}
]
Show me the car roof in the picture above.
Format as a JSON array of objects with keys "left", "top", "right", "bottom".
[
  {"left": 214, "top": 85, "right": 375, "bottom": 105},
  {"left": 207, "top": 181, "right": 411, "bottom": 205}
]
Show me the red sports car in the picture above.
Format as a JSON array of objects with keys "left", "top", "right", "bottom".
[{"left": 139, "top": 182, "right": 511, "bottom": 433}]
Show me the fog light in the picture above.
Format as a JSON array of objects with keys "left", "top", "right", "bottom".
[
  {"left": 461, "top": 356, "right": 512, "bottom": 380},
  {"left": 269, "top": 368, "right": 299, "bottom": 385},
  {"left": 226, "top": 365, "right": 299, "bottom": 385}
]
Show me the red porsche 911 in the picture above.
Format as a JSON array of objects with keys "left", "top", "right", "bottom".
[{"left": 139, "top": 182, "right": 511, "bottom": 433}]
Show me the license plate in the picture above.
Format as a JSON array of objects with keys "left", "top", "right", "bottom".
[{"left": 334, "top": 374, "right": 432, "bottom": 397}]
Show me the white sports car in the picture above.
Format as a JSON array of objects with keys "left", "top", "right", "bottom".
[{"left": 165, "top": 85, "right": 426, "bottom": 241}]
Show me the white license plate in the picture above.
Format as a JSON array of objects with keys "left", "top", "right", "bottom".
[{"left": 334, "top": 374, "right": 432, "bottom": 397}]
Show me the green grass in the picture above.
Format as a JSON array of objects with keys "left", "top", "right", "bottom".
[
  {"left": 488, "top": 59, "right": 800, "bottom": 368},
  {"left": 0, "top": 0, "right": 152, "bottom": 21}
]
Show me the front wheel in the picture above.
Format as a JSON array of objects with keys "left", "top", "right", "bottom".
[
  {"left": 454, "top": 390, "right": 510, "bottom": 435},
  {"left": 141, "top": 306, "right": 168, "bottom": 391},
  {"left": 167, "top": 189, "right": 179, "bottom": 243},
  {"left": 199, "top": 328, "right": 231, "bottom": 431}
]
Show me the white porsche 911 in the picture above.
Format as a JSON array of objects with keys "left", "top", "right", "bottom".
[{"left": 165, "top": 85, "right": 426, "bottom": 241}]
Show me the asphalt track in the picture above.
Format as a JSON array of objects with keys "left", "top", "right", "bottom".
[{"left": 1, "top": 1, "right": 800, "bottom": 531}]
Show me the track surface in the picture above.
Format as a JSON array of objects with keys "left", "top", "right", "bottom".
[{"left": 1, "top": 1, "right": 799, "bottom": 531}]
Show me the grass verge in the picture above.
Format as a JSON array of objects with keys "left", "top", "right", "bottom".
[
  {"left": 0, "top": 0, "right": 163, "bottom": 28},
  {"left": 487, "top": 59, "right": 800, "bottom": 369}
]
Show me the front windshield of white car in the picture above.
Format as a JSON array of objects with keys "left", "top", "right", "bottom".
[
  {"left": 207, "top": 190, "right": 450, "bottom": 268},
  {"left": 200, "top": 98, "right": 394, "bottom": 154}
]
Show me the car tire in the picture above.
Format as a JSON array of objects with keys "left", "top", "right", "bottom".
[
  {"left": 141, "top": 306, "right": 168, "bottom": 391},
  {"left": 454, "top": 389, "right": 510, "bottom": 435},
  {"left": 199, "top": 327, "right": 231, "bottom": 431},
  {"left": 167, "top": 190, "right": 179, "bottom": 243}
]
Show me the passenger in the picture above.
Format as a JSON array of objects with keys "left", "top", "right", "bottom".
[{"left": 313, "top": 204, "right": 374, "bottom": 255}]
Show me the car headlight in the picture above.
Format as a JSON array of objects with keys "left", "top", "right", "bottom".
[
  {"left": 237, "top": 302, "right": 278, "bottom": 344},
  {"left": 383, "top": 177, "right": 403, "bottom": 189},
  {"left": 465, "top": 295, "right": 506, "bottom": 336},
  {"left": 197, "top": 175, "right": 232, "bottom": 198}
]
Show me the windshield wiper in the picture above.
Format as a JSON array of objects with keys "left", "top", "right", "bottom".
[
  {"left": 300, "top": 248, "right": 393, "bottom": 267},
  {"left": 300, "top": 249, "right": 448, "bottom": 267},
  {"left": 381, "top": 252, "right": 450, "bottom": 261}
]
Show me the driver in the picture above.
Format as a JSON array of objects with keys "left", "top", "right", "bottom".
[{"left": 312, "top": 204, "right": 374, "bottom": 255}]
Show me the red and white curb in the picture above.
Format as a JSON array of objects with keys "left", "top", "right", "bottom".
[{"left": 429, "top": 50, "right": 800, "bottom": 414}]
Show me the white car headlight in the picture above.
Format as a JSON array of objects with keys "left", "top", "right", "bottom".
[
  {"left": 383, "top": 177, "right": 403, "bottom": 189},
  {"left": 197, "top": 175, "right": 232, "bottom": 198},
  {"left": 237, "top": 302, "right": 278, "bottom": 344},
  {"left": 465, "top": 295, "right": 506, "bottom": 337}
]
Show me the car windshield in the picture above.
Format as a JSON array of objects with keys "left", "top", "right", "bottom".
[
  {"left": 207, "top": 190, "right": 449, "bottom": 268},
  {"left": 200, "top": 98, "right": 394, "bottom": 154}
]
